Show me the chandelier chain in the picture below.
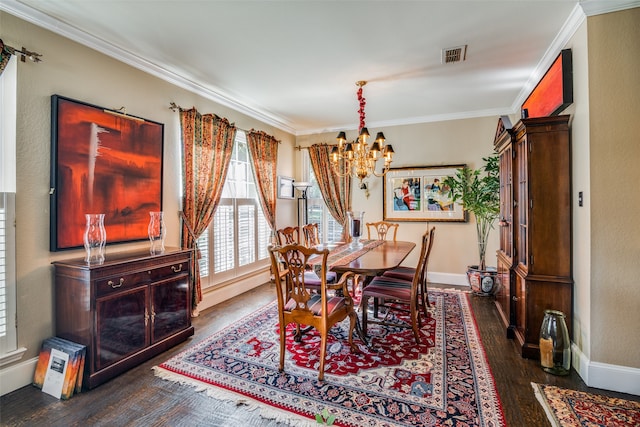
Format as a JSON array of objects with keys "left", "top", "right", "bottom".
[{"left": 330, "top": 81, "right": 395, "bottom": 183}]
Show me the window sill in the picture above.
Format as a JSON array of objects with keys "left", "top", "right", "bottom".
[{"left": 0, "top": 347, "right": 27, "bottom": 367}]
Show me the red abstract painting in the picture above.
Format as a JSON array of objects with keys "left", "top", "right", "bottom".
[
  {"left": 50, "top": 95, "right": 164, "bottom": 251},
  {"left": 522, "top": 49, "right": 573, "bottom": 118}
]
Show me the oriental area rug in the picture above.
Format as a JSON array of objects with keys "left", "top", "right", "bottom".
[
  {"left": 532, "top": 383, "right": 640, "bottom": 427},
  {"left": 154, "top": 289, "right": 505, "bottom": 426}
]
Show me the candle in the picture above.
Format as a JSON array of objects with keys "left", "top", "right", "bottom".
[
  {"left": 539, "top": 337, "right": 554, "bottom": 368},
  {"left": 352, "top": 219, "right": 361, "bottom": 237}
]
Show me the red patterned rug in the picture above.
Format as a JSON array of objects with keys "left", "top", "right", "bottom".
[
  {"left": 154, "top": 289, "right": 505, "bottom": 426},
  {"left": 533, "top": 383, "right": 640, "bottom": 427}
]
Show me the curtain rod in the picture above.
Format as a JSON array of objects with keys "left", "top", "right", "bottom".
[
  {"left": 169, "top": 102, "right": 280, "bottom": 142},
  {"left": 0, "top": 39, "right": 43, "bottom": 62},
  {"left": 295, "top": 143, "right": 336, "bottom": 151}
]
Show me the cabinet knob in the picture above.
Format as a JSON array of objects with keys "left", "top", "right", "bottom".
[
  {"left": 512, "top": 295, "right": 519, "bottom": 301},
  {"left": 171, "top": 264, "right": 183, "bottom": 273},
  {"left": 108, "top": 278, "right": 125, "bottom": 288}
]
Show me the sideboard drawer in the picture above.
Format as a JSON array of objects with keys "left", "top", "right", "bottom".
[{"left": 97, "top": 271, "right": 150, "bottom": 296}]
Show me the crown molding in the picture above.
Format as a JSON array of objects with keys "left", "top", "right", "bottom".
[
  {"left": 580, "top": 0, "right": 640, "bottom": 16},
  {"left": 511, "top": 3, "right": 586, "bottom": 113},
  {"left": 0, "top": 0, "right": 298, "bottom": 135}
]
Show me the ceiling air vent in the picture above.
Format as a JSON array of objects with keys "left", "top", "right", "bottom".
[{"left": 442, "top": 45, "right": 467, "bottom": 64}]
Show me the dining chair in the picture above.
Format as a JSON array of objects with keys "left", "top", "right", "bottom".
[
  {"left": 364, "top": 220, "right": 400, "bottom": 315},
  {"left": 269, "top": 244, "right": 358, "bottom": 381},
  {"left": 301, "top": 223, "right": 321, "bottom": 247},
  {"left": 360, "top": 227, "right": 433, "bottom": 344},
  {"left": 366, "top": 221, "right": 399, "bottom": 242},
  {"left": 276, "top": 226, "right": 301, "bottom": 246},
  {"left": 383, "top": 226, "right": 435, "bottom": 317},
  {"left": 276, "top": 225, "right": 337, "bottom": 286}
]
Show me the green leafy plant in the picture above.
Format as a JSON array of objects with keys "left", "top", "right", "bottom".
[
  {"left": 315, "top": 408, "right": 336, "bottom": 425},
  {"left": 443, "top": 154, "right": 500, "bottom": 270}
]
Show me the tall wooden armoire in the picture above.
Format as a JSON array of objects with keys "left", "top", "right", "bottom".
[{"left": 494, "top": 115, "right": 573, "bottom": 359}]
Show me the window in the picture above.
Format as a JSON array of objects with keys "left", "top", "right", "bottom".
[
  {"left": 0, "top": 55, "right": 21, "bottom": 362},
  {"left": 303, "top": 151, "right": 343, "bottom": 243},
  {"left": 196, "top": 131, "right": 272, "bottom": 287}
]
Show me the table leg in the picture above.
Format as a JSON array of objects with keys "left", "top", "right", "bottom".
[{"left": 354, "top": 275, "right": 375, "bottom": 347}]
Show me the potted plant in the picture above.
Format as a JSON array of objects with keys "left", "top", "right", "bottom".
[{"left": 443, "top": 154, "right": 500, "bottom": 295}]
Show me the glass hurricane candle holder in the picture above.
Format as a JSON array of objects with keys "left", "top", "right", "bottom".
[
  {"left": 148, "top": 211, "right": 166, "bottom": 255},
  {"left": 83, "top": 213, "right": 106, "bottom": 264},
  {"left": 347, "top": 211, "right": 364, "bottom": 249},
  {"left": 539, "top": 309, "right": 571, "bottom": 375}
]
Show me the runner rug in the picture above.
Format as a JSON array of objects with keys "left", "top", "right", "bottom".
[
  {"left": 153, "top": 289, "right": 505, "bottom": 426},
  {"left": 532, "top": 383, "right": 640, "bottom": 427}
]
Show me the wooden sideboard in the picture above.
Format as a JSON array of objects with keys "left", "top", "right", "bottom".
[
  {"left": 53, "top": 247, "right": 194, "bottom": 389},
  {"left": 494, "top": 116, "right": 573, "bottom": 358}
]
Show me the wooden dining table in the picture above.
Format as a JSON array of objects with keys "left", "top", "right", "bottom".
[{"left": 328, "top": 240, "right": 416, "bottom": 284}]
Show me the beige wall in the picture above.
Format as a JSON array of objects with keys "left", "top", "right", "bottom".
[
  {"left": 0, "top": 11, "right": 296, "bottom": 367},
  {"left": 296, "top": 115, "right": 500, "bottom": 279},
  {"left": 587, "top": 8, "right": 640, "bottom": 368},
  {"left": 563, "top": 21, "right": 592, "bottom": 362}
]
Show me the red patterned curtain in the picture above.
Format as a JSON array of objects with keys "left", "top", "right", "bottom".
[
  {"left": 246, "top": 130, "right": 278, "bottom": 234},
  {"left": 180, "top": 108, "right": 236, "bottom": 313},
  {"left": 0, "top": 40, "right": 13, "bottom": 76},
  {"left": 308, "top": 144, "right": 352, "bottom": 242}
]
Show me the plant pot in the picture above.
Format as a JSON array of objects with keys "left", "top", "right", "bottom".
[{"left": 467, "top": 265, "right": 498, "bottom": 296}]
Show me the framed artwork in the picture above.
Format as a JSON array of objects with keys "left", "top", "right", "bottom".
[
  {"left": 383, "top": 165, "right": 467, "bottom": 222},
  {"left": 50, "top": 95, "right": 164, "bottom": 251},
  {"left": 522, "top": 49, "right": 573, "bottom": 118},
  {"left": 277, "top": 176, "right": 295, "bottom": 199}
]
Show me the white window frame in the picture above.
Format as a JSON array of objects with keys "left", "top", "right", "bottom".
[
  {"left": 0, "top": 55, "right": 25, "bottom": 365},
  {"left": 196, "top": 131, "right": 271, "bottom": 288}
]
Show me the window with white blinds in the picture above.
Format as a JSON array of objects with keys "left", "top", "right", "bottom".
[
  {"left": 0, "top": 55, "right": 18, "bottom": 358},
  {"left": 0, "top": 197, "right": 7, "bottom": 340},
  {"left": 303, "top": 151, "right": 343, "bottom": 243},
  {"left": 196, "top": 131, "right": 271, "bottom": 288}
]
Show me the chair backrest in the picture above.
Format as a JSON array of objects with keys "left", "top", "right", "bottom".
[
  {"left": 268, "top": 244, "right": 332, "bottom": 314},
  {"left": 366, "top": 221, "right": 399, "bottom": 241},
  {"left": 301, "top": 223, "right": 321, "bottom": 247},
  {"left": 276, "top": 226, "right": 301, "bottom": 246},
  {"left": 415, "top": 226, "right": 436, "bottom": 287}
]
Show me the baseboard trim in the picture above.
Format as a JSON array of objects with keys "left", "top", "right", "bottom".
[
  {"left": 571, "top": 343, "right": 640, "bottom": 396},
  {"left": 198, "top": 270, "right": 271, "bottom": 313},
  {"left": 428, "top": 271, "right": 469, "bottom": 287},
  {"left": 0, "top": 356, "right": 38, "bottom": 396}
]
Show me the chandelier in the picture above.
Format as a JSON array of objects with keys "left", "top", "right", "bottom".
[{"left": 330, "top": 81, "right": 394, "bottom": 182}]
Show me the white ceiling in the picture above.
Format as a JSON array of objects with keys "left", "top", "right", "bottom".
[{"left": 2, "top": 0, "right": 634, "bottom": 135}]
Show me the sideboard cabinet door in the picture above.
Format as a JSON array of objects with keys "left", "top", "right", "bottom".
[{"left": 96, "top": 286, "right": 149, "bottom": 371}]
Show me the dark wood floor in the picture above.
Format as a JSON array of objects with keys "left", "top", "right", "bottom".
[{"left": 1, "top": 282, "right": 637, "bottom": 426}]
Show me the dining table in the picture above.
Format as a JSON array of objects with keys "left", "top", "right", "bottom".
[{"left": 309, "top": 239, "right": 416, "bottom": 344}]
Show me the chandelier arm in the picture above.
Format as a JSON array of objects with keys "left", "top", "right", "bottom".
[
  {"left": 371, "top": 167, "right": 390, "bottom": 178},
  {"left": 331, "top": 162, "right": 350, "bottom": 178}
]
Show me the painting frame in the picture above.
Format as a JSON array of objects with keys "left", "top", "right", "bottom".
[
  {"left": 383, "top": 165, "right": 467, "bottom": 222},
  {"left": 521, "top": 49, "right": 573, "bottom": 118},
  {"left": 50, "top": 95, "right": 164, "bottom": 251},
  {"left": 277, "top": 176, "right": 295, "bottom": 199}
]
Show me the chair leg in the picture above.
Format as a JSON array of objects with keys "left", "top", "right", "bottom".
[
  {"left": 411, "top": 302, "right": 421, "bottom": 344},
  {"left": 361, "top": 295, "right": 369, "bottom": 337},
  {"left": 318, "top": 332, "right": 327, "bottom": 381},
  {"left": 279, "top": 322, "right": 286, "bottom": 372},
  {"left": 347, "top": 310, "right": 358, "bottom": 352}
]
